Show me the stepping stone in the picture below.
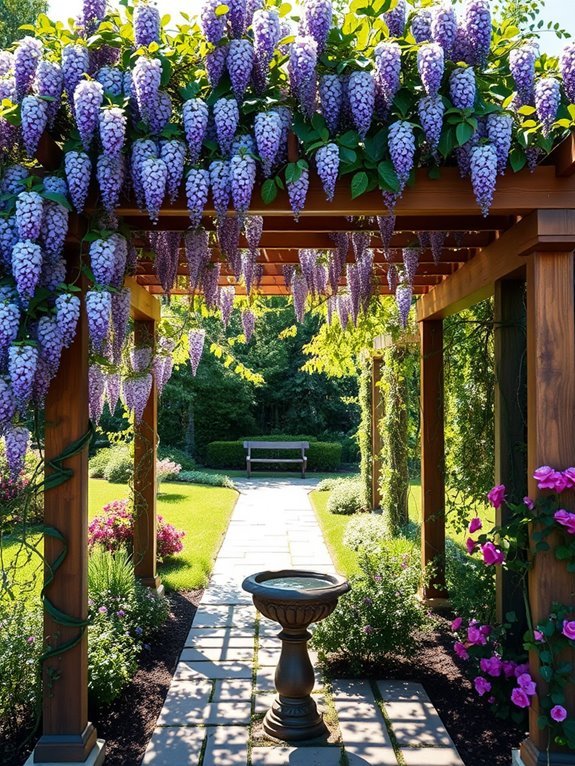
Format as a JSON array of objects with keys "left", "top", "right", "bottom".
[
  {"left": 203, "top": 726, "right": 249, "bottom": 766},
  {"left": 156, "top": 680, "right": 212, "bottom": 726},
  {"left": 174, "top": 659, "right": 253, "bottom": 681},
  {"left": 180, "top": 646, "right": 254, "bottom": 663},
  {"left": 185, "top": 627, "right": 253, "bottom": 645},
  {"left": 402, "top": 747, "right": 465, "bottom": 765},
  {"left": 159, "top": 700, "right": 251, "bottom": 726},
  {"left": 377, "top": 681, "right": 430, "bottom": 702},
  {"left": 192, "top": 605, "right": 256, "bottom": 629},
  {"left": 383, "top": 700, "right": 453, "bottom": 748},
  {"left": 142, "top": 726, "right": 205, "bottom": 765},
  {"left": 212, "top": 679, "right": 253, "bottom": 701}
]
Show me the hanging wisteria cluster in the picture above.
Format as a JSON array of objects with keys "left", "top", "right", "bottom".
[{"left": 0, "top": 0, "right": 574, "bottom": 465}]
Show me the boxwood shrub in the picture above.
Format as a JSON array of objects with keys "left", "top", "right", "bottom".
[{"left": 205, "top": 439, "right": 342, "bottom": 472}]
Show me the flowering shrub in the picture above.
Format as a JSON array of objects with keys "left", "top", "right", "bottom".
[
  {"left": 312, "top": 537, "right": 432, "bottom": 673},
  {"left": 156, "top": 458, "right": 181, "bottom": 483},
  {"left": 451, "top": 465, "right": 575, "bottom": 749},
  {"left": 88, "top": 499, "right": 185, "bottom": 561}
]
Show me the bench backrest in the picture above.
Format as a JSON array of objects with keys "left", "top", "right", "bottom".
[{"left": 243, "top": 441, "right": 309, "bottom": 450}]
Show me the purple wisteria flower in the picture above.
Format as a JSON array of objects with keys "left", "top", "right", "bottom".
[
  {"left": 418, "top": 43, "right": 444, "bottom": 97},
  {"left": 486, "top": 113, "right": 513, "bottom": 174},
  {"left": 252, "top": 8, "right": 280, "bottom": 83},
  {"left": 131, "top": 138, "right": 157, "bottom": 209},
  {"left": 411, "top": 9, "right": 432, "bottom": 43},
  {"left": 74, "top": 80, "right": 104, "bottom": 150},
  {"left": 160, "top": 140, "right": 186, "bottom": 203},
  {"left": 377, "top": 214, "right": 396, "bottom": 253},
  {"left": 90, "top": 237, "right": 116, "bottom": 285},
  {"left": 470, "top": 143, "right": 498, "bottom": 216},
  {"left": 34, "top": 60, "right": 63, "bottom": 127},
  {"left": 214, "top": 98, "right": 240, "bottom": 155},
  {"left": 402, "top": 247, "right": 420, "bottom": 283},
  {"left": 183, "top": 98, "right": 209, "bottom": 163},
  {"left": 319, "top": 74, "right": 343, "bottom": 135},
  {"left": 186, "top": 168, "right": 210, "bottom": 227},
  {"left": 14, "top": 36, "right": 43, "bottom": 101},
  {"left": 134, "top": 2, "right": 161, "bottom": 47},
  {"left": 254, "top": 111, "right": 281, "bottom": 176},
  {"left": 99, "top": 107, "right": 127, "bottom": 159},
  {"left": 387, "top": 263, "right": 398, "bottom": 292},
  {"left": 8, "top": 343, "right": 38, "bottom": 411},
  {"left": 86, "top": 289, "right": 112, "bottom": 351},
  {"left": 396, "top": 283, "right": 413, "bottom": 328},
  {"left": 560, "top": 43, "right": 575, "bottom": 103},
  {"left": 241, "top": 308, "right": 256, "bottom": 342},
  {"left": 535, "top": 77, "right": 560, "bottom": 136},
  {"left": 88, "top": 363, "right": 105, "bottom": 424},
  {"left": 41, "top": 200, "right": 69, "bottom": 260},
  {"left": 230, "top": 154, "right": 256, "bottom": 218},
  {"left": 449, "top": 67, "right": 476, "bottom": 110},
  {"left": 431, "top": 2, "right": 457, "bottom": 56},
  {"left": 184, "top": 228, "right": 210, "bottom": 289},
  {"left": 287, "top": 166, "right": 309, "bottom": 220},
  {"left": 348, "top": 71, "right": 375, "bottom": 139},
  {"left": 288, "top": 36, "right": 318, "bottom": 118},
  {"left": 316, "top": 143, "right": 339, "bottom": 202},
  {"left": 122, "top": 374, "right": 153, "bottom": 424},
  {"left": 374, "top": 42, "right": 402, "bottom": 113},
  {"left": 96, "top": 154, "right": 125, "bottom": 213},
  {"left": 55, "top": 293, "right": 81, "bottom": 348},
  {"left": 188, "top": 328, "right": 206, "bottom": 375},
  {"left": 244, "top": 215, "right": 263, "bottom": 255},
  {"left": 0, "top": 298, "right": 20, "bottom": 357},
  {"left": 219, "top": 285, "right": 235, "bottom": 327},
  {"left": 202, "top": 263, "right": 220, "bottom": 307},
  {"left": 62, "top": 44, "right": 89, "bottom": 105},
  {"left": 418, "top": 95, "right": 444, "bottom": 151},
  {"left": 0, "top": 376, "right": 16, "bottom": 430},
  {"left": 301, "top": 0, "right": 332, "bottom": 53},
  {"left": 141, "top": 157, "right": 167, "bottom": 223},
  {"left": 510, "top": 45, "right": 537, "bottom": 104},
  {"left": 205, "top": 46, "right": 228, "bottom": 88},
  {"left": 12, "top": 240, "right": 43, "bottom": 306},
  {"left": 383, "top": 0, "right": 406, "bottom": 37},
  {"left": 200, "top": 0, "right": 227, "bottom": 44},
  {"left": 65, "top": 151, "right": 92, "bottom": 213},
  {"left": 209, "top": 159, "right": 231, "bottom": 219},
  {"left": 463, "top": 0, "right": 491, "bottom": 68},
  {"left": 388, "top": 120, "right": 416, "bottom": 191},
  {"left": 16, "top": 191, "right": 44, "bottom": 240},
  {"left": 132, "top": 56, "right": 162, "bottom": 125},
  {"left": 227, "top": 39, "right": 254, "bottom": 101},
  {"left": 96, "top": 65, "right": 123, "bottom": 96},
  {"left": 4, "top": 425, "right": 30, "bottom": 478},
  {"left": 20, "top": 96, "right": 48, "bottom": 157}
]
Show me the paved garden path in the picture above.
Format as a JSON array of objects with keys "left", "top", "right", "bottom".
[{"left": 142, "top": 478, "right": 465, "bottom": 766}]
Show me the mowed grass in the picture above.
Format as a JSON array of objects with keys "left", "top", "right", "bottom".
[
  {"left": 2, "top": 478, "right": 238, "bottom": 598},
  {"left": 311, "top": 479, "right": 495, "bottom": 579}
]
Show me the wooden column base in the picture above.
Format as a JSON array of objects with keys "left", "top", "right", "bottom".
[
  {"left": 520, "top": 737, "right": 575, "bottom": 766},
  {"left": 31, "top": 724, "right": 102, "bottom": 764},
  {"left": 137, "top": 575, "right": 164, "bottom": 595}
]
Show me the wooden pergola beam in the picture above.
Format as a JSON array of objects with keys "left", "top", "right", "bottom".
[
  {"left": 552, "top": 134, "right": 575, "bottom": 177},
  {"left": 143, "top": 284, "right": 431, "bottom": 296},
  {"left": 415, "top": 210, "right": 575, "bottom": 321},
  {"left": 126, "top": 276, "right": 162, "bottom": 320}
]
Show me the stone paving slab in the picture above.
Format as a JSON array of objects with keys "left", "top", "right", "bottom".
[
  {"left": 156, "top": 680, "right": 212, "bottom": 726},
  {"left": 173, "top": 659, "right": 253, "bottom": 681},
  {"left": 383, "top": 700, "right": 453, "bottom": 748},
  {"left": 142, "top": 726, "right": 205, "bottom": 765},
  {"left": 251, "top": 746, "right": 343, "bottom": 765},
  {"left": 402, "top": 747, "right": 465, "bottom": 765},
  {"left": 212, "top": 678, "right": 253, "bottom": 701},
  {"left": 203, "top": 725, "right": 248, "bottom": 766},
  {"left": 180, "top": 645, "right": 254, "bottom": 662},
  {"left": 377, "top": 680, "right": 431, "bottom": 702}
]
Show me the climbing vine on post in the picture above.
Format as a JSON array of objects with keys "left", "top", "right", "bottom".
[{"left": 357, "top": 353, "right": 372, "bottom": 512}]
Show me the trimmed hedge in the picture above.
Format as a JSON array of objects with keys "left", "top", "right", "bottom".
[{"left": 206, "top": 439, "right": 342, "bottom": 472}]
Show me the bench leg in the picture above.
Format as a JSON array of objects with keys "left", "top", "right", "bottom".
[
  {"left": 301, "top": 460, "right": 306, "bottom": 479},
  {"left": 246, "top": 459, "right": 251, "bottom": 478}
]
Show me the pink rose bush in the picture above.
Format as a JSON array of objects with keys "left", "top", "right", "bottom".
[{"left": 89, "top": 498, "right": 185, "bottom": 561}]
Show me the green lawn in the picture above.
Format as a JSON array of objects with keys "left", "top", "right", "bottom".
[
  {"left": 310, "top": 479, "right": 495, "bottom": 579},
  {"left": 2, "top": 478, "right": 238, "bottom": 598}
]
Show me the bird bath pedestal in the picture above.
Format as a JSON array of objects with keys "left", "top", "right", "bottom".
[{"left": 242, "top": 569, "right": 350, "bottom": 742}]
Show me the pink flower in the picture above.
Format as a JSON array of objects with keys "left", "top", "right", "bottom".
[
  {"left": 563, "top": 467, "right": 575, "bottom": 489},
  {"left": 480, "top": 656, "right": 502, "bottom": 677},
  {"left": 551, "top": 705, "right": 568, "bottom": 722},
  {"left": 454, "top": 641, "right": 469, "bottom": 660},
  {"left": 511, "top": 687, "right": 531, "bottom": 708},
  {"left": 468, "top": 517, "right": 483, "bottom": 533},
  {"left": 451, "top": 617, "right": 463, "bottom": 631},
  {"left": 514, "top": 663, "right": 530, "bottom": 678},
  {"left": 523, "top": 497, "right": 535, "bottom": 511},
  {"left": 517, "top": 673, "right": 537, "bottom": 696},
  {"left": 487, "top": 484, "right": 506, "bottom": 510},
  {"left": 474, "top": 676, "right": 492, "bottom": 696},
  {"left": 466, "top": 537, "right": 477, "bottom": 555},
  {"left": 562, "top": 620, "right": 575, "bottom": 641},
  {"left": 533, "top": 466, "right": 566, "bottom": 492},
  {"left": 554, "top": 510, "right": 575, "bottom": 535},
  {"left": 467, "top": 625, "right": 487, "bottom": 646},
  {"left": 481, "top": 541, "right": 505, "bottom": 566},
  {"left": 479, "top": 624, "right": 492, "bottom": 636},
  {"left": 502, "top": 660, "right": 517, "bottom": 679},
  {"left": 534, "top": 630, "right": 544, "bottom": 642}
]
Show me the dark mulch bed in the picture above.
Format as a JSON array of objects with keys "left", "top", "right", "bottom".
[
  {"left": 9, "top": 590, "right": 201, "bottom": 766},
  {"left": 324, "top": 616, "right": 526, "bottom": 766}
]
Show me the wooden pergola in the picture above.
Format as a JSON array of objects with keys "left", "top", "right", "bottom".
[{"left": 34, "top": 135, "right": 575, "bottom": 766}]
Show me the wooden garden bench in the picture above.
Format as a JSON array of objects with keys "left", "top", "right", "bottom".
[{"left": 243, "top": 441, "right": 309, "bottom": 478}]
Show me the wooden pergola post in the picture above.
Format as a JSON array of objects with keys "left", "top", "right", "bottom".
[
  {"left": 420, "top": 319, "right": 447, "bottom": 601},
  {"left": 31, "top": 280, "right": 104, "bottom": 765},
  {"left": 493, "top": 279, "right": 528, "bottom": 633},
  {"left": 520, "top": 250, "right": 575, "bottom": 766},
  {"left": 371, "top": 353, "right": 384, "bottom": 510},
  {"left": 129, "top": 280, "right": 162, "bottom": 590}
]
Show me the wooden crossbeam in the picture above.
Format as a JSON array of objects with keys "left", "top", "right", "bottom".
[
  {"left": 126, "top": 276, "right": 162, "bottom": 320},
  {"left": 143, "top": 284, "right": 430, "bottom": 296},
  {"left": 415, "top": 209, "right": 575, "bottom": 321},
  {"left": 552, "top": 134, "right": 575, "bottom": 177}
]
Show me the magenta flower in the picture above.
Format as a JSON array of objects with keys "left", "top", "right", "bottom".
[
  {"left": 523, "top": 496, "right": 535, "bottom": 511},
  {"left": 27, "top": 635, "right": 36, "bottom": 644},
  {"left": 534, "top": 630, "right": 544, "bottom": 642},
  {"left": 511, "top": 688, "right": 531, "bottom": 708},
  {"left": 481, "top": 542, "right": 505, "bottom": 566},
  {"left": 517, "top": 673, "right": 537, "bottom": 696},
  {"left": 467, "top": 625, "right": 487, "bottom": 646},
  {"left": 533, "top": 465, "right": 567, "bottom": 492},
  {"left": 487, "top": 484, "right": 506, "bottom": 510},
  {"left": 562, "top": 620, "right": 575, "bottom": 641},
  {"left": 451, "top": 617, "right": 463, "bottom": 631},
  {"left": 363, "top": 624, "right": 374, "bottom": 634},
  {"left": 479, "top": 625, "right": 492, "bottom": 637},
  {"left": 474, "top": 676, "right": 492, "bottom": 696},
  {"left": 551, "top": 705, "right": 568, "bottom": 722},
  {"left": 480, "top": 656, "right": 502, "bottom": 677},
  {"left": 514, "top": 663, "right": 530, "bottom": 678},
  {"left": 98, "top": 605, "right": 108, "bottom": 614},
  {"left": 502, "top": 660, "right": 517, "bottom": 679},
  {"left": 468, "top": 516, "right": 482, "bottom": 533},
  {"left": 562, "top": 467, "right": 575, "bottom": 489},
  {"left": 454, "top": 641, "right": 469, "bottom": 660},
  {"left": 554, "top": 510, "right": 575, "bottom": 535},
  {"left": 466, "top": 537, "right": 477, "bottom": 555}
]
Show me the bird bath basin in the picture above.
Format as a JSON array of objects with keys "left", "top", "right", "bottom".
[{"left": 242, "top": 569, "right": 350, "bottom": 741}]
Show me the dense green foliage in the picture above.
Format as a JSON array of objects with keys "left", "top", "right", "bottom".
[
  {"left": 326, "top": 477, "right": 366, "bottom": 514},
  {"left": 0, "top": 0, "right": 47, "bottom": 48}
]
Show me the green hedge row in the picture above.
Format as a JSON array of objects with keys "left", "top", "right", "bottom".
[{"left": 206, "top": 440, "right": 342, "bottom": 472}]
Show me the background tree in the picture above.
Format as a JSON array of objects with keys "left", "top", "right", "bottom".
[{"left": 0, "top": 0, "right": 47, "bottom": 48}]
